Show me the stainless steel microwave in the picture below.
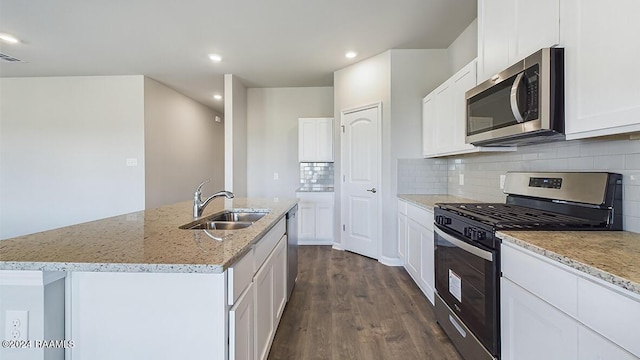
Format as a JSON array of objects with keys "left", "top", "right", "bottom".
[{"left": 465, "top": 48, "right": 564, "bottom": 146}]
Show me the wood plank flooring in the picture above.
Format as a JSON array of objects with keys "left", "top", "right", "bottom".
[{"left": 268, "top": 246, "right": 463, "bottom": 360}]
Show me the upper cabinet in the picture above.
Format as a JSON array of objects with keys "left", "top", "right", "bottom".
[
  {"left": 298, "top": 117, "right": 334, "bottom": 162},
  {"left": 477, "top": 0, "right": 560, "bottom": 83},
  {"left": 422, "top": 60, "right": 514, "bottom": 158},
  {"left": 561, "top": 0, "right": 640, "bottom": 139},
  {"left": 477, "top": 0, "right": 640, "bottom": 140}
]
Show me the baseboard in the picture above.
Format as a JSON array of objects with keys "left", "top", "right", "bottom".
[
  {"left": 379, "top": 256, "right": 404, "bottom": 267},
  {"left": 298, "top": 239, "right": 333, "bottom": 246},
  {"left": 331, "top": 243, "right": 344, "bottom": 251}
]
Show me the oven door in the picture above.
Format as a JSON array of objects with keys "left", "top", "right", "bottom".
[{"left": 434, "top": 225, "right": 499, "bottom": 356}]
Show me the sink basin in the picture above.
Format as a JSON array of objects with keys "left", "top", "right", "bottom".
[
  {"left": 206, "top": 211, "right": 267, "bottom": 223},
  {"left": 179, "top": 210, "right": 269, "bottom": 230},
  {"left": 184, "top": 221, "right": 253, "bottom": 230}
]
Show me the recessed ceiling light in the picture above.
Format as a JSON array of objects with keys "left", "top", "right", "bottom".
[
  {"left": 0, "top": 33, "right": 20, "bottom": 44},
  {"left": 213, "top": 94, "right": 223, "bottom": 100},
  {"left": 345, "top": 51, "right": 357, "bottom": 59},
  {"left": 208, "top": 54, "right": 222, "bottom": 62}
]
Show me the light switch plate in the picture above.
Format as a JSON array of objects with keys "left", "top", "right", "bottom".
[{"left": 459, "top": 174, "right": 464, "bottom": 186}]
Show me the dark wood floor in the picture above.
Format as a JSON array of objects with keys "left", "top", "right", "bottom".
[{"left": 268, "top": 246, "right": 463, "bottom": 360}]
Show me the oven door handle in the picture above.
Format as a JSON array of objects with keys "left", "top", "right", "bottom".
[{"left": 435, "top": 227, "right": 494, "bottom": 262}]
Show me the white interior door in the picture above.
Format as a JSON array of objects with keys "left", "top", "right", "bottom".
[{"left": 341, "top": 104, "right": 380, "bottom": 259}]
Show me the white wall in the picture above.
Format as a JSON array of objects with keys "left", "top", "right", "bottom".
[
  {"left": 0, "top": 76, "right": 145, "bottom": 240},
  {"left": 143, "top": 78, "right": 224, "bottom": 209},
  {"left": 447, "top": 18, "right": 478, "bottom": 75},
  {"left": 224, "top": 74, "right": 248, "bottom": 197},
  {"left": 246, "top": 87, "right": 333, "bottom": 198}
]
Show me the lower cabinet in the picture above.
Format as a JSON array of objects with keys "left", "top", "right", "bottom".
[
  {"left": 397, "top": 199, "right": 435, "bottom": 305},
  {"left": 254, "top": 235, "right": 287, "bottom": 360},
  {"left": 230, "top": 283, "right": 255, "bottom": 360},
  {"left": 296, "top": 192, "right": 334, "bottom": 245},
  {"left": 501, "top": 242, "right": 640, "bottom": 360}
]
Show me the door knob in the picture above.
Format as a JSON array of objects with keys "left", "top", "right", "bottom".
[{"left": 366, "top": 188, "right": 377, "bottom": 193}]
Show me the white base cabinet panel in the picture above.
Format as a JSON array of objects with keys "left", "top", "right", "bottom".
[
  {"left": 230, "top": 283, "right": 254, "bottom": 360},
  {"left": 501, "top": 242, "right": 640, "bottom": 359},
  {"left": 397, "top": 199, "right": 435, "bottom": 305},
  {"left": 296, "top": 192, "right": 334, "bottom": 245}
]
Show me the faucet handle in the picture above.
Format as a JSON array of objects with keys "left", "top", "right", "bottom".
[{"left": 195, "top": 179, "right": 211, "bottom": 196}]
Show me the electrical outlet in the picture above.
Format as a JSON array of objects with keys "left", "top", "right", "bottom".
[
  {"left": 459, "top": 174, "right": 464, "bottom": 186},
  {"left": 273, "top": 172, "right": 279, "bottom": 180},
  {"left": 126, "top": 158, "right": 138, "bottom": 167},
  {"left": 5, "top": 310, "right": 28, "bottom": 341},
  {"left": 500, "top": 175, "right": 506, "bottom": 190}
]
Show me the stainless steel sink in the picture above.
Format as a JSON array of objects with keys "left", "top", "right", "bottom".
[
  {"left": 179, "top": 210, "right": 269, "bottom": 231},
  {"left": 184, "top": 221, "right": 253, "bottom": 230}
]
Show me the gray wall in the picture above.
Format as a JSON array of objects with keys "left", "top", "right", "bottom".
[
  {"left": 447, "top": 18, "right": 478, "bottom": 75},
  {"left": 0, "top": 76, "right": 145, "bottom": 239},
  {"left": 143, "top": 78, "right": 225, "bottom": 209},
  {"left": 246, "top": 87, "right": 333, "bottom": 198}
]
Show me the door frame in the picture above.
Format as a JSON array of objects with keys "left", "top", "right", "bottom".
[{"left": 339, "top": 101, "right": 383, "bottom": 259}]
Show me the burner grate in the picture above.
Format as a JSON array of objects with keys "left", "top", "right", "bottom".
[{"left": 438, "top": 203, "right": 605, "bottom": 230}]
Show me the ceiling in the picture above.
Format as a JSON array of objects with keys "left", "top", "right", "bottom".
[{"left": 0, "top": 0, "right": 476, "bottom": 114}]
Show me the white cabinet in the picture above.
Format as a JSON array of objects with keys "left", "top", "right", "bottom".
[
  {"left": 477, "top": 0, "right": 560, "bottom": 83},
  {"left": 501, "top": 277, "right": 579, "bottom": 360},
  {"left": 296, "top": 192, "right": 334, "bottom": 245},
  {"left": 298, "top": 117, "right": 334, "bottom": 162},
  {"left": 254, "top": 235, "right": 287, "bottom": 360},
  {"left": 501, "top": 242, "right": 640, "bottom": 359},
  {"left": 422, "top": 60, "right": 512, "bottom": 158},
  {"left": 230, "top": 283, "right": 255, "bottom": 360},
  {"left": 561, "top": 0, "right": 640, "bottom": 139},
  {"left": 397, "top": 199, "right": 435, "bottom": 305}
]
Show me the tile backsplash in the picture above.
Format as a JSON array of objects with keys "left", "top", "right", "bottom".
[
  {"left": 398, "top": 135, "right": 640, "bottom": 233},
  {"left": 299, "top": 162, "right": 334, "bottom": 190}
]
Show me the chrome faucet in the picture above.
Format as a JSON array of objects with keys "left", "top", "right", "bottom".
[{"left": 193, "top": 180, "right": 234, "bottom": 218}]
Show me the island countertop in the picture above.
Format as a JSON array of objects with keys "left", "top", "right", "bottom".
[{"left": 0, "top": 197, "right": 297, "bottom": 274}]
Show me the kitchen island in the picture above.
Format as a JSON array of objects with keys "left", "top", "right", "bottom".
[{"left": 0, "top": 197, "right": 297, "bottom": 360}]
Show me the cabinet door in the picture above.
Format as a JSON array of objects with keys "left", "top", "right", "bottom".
[
  {"left": 315, "top": 201, "right": 334, "bottom": 241},
  {"left": 562, "top": 0, "right": 640, "bottom": 139},
  {"left": 298, "top": 201, "right": 316, "bottom": 239},
  {"left": 510, "top": 0, "right": 559, "bottom": 63},
  {"left": 418, "top": 221, "right": 435, "bottom": 305},
  {"left": 433, "top": 82, "right": 454, "bottom": 154},
  {"left": 254, "top": 258, "right": 274, "bottom": 360},
  {"left": 397, "top": 212, "right": 407, "bottom": 263},
  {"left": 230, "top": 283, "right": 254, "bottom": 360},
  {"left": 578, "top": 325, "right": 637, "bottom": 360},
  {"left": 422, "top": 94, "right": 436, "bottom": 157},
  {"left": 477, "top": 0, "right": 512, "bottom": 83},
  {"left": 317, "top": 118, "right": 334, "bottom": 161},
  {"left": 298, "top": 118, "right": 319, "bottom": 162},
  {"left": 501, "top": 278, "right": 579, "bottom": 360},
  {"left": 272, "top": 236, "right": 288, "bottom": 323},
  {"left": 406, "top": 219, "right": 422, "bottom": 285},
  {"left": 450, "top": 60, "right": 477, "bottom": 153}
]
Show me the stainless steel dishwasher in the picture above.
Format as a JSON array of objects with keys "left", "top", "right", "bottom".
[{"left": 286, "top": 204, "right": 298, "bottom": 300}]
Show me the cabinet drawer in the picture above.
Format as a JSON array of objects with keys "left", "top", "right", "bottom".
[
  {"left": 407, "top": 204, "right": 433, "bottom": 231},
  {"left": 254, "top": 218, "right": 286, "bottom": 272},
  {"left": 501, "top": 243, "right": 578, "bottom": 317},
  {"left": 228, "top": 249, "right": 254, "bottom": 306},
  {"left": 398, "top": 199, "right": 407, "bottom": 215},
  {"left": 578, "top": 277, "right": 640, "bottom": 357}
]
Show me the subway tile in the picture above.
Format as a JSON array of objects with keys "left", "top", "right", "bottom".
[
  {"left": 592, "top": 155, "right": 624, "bottom": 171},
  {"left": 626, "top": 154, "right": 640, "bottom": 170},
  {"left": 624, "top": 185, "right": 640, "bottom": 201},
  {"left": 623, "top": 216, "right": 640, "bottom": 234},
  {"left": 566, "top": 157, "right": 594, "bottom": 170},
  {"left": 624, "top": 173, "right": 640, "bottom": 186}
]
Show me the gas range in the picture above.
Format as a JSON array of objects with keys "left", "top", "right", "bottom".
[{"left": 433, "top": 172, "right": 623, "bottom": 360}]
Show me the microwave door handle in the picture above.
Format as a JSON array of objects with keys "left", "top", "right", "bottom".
[{"left": 510, "top": 72, "right": 526, "bottom": 123}]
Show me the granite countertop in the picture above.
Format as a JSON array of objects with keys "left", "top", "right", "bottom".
[
  {"left": 0, "top": 197, "right": 297, "bottom": 274},
  {"left": 398, "top": 194, "right": 479, "bottom": 211},
  {"left": 498, "top": 231, "right": 640, "bottom": 296}
]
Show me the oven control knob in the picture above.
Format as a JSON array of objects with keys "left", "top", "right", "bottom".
[{"left": 435, "top": 216, "right": 451, "bottom": 225}]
